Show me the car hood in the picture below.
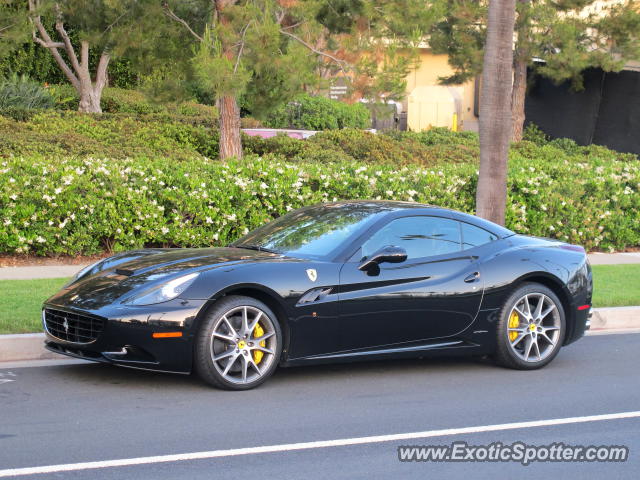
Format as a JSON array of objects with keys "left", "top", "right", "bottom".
[{"left": 46, "top": 247, "right": 282, "bottom": 310}]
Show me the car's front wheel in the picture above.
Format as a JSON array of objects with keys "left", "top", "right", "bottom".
[
  {"left": 195, "top": 295, "right": 282, "bottom": 390},
  {"left": 494, "top": 283, "right": 566, "bottom": 370}
]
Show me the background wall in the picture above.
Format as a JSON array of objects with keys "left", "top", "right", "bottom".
[{"left": 525, "top": 68, "right": 640, "bottom": 155}]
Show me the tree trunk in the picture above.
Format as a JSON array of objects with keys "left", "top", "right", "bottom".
[
  {"left": 78, "top": 86, "right": 103, "bottom": 113},
  {"left": 219, "top": 95, "right": 243, "bottom": 159},
  {"left": 476, "top": 0, "right": 517, "bottom": 226},
  {"left": 215, "top": 0, "right": 243, "bottom": 160},
  {"left": 28, "top": 5, "right": 110, "bottom": 115},
  {"left": 511, "top": 57, "right": 527, "bottom": 142}
]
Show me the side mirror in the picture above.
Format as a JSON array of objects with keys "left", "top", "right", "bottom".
[{"left": 358, "top": 245, "right": 408, "bottom": 272}]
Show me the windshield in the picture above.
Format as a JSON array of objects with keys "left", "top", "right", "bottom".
[{"left": 232, "top": 203, "right": 395, "bottom": 260}]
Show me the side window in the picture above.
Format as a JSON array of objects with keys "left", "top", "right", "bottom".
[
  {"left": 362, "top": 216, "right": 461, "bottom": 260},
  {"left": 461, "top": 222, "right": 498, "bottom": 250}
]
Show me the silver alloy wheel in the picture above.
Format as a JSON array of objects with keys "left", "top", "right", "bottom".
[
  {"left": 210, "top": 305, "right": 277, "bottom": 385},
  {"left": 507, "top": 293, "right": 561, "bottom": 363}
]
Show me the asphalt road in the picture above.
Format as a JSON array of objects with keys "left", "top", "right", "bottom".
[{"left": 1, "top": 333, "right": 639, "bottom": 479}]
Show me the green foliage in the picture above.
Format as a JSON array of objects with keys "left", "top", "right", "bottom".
[
  {"left": 37, "top": 85, "right": 219, "bottom": 118},
  {"left": 242, "top": 128, "right": 476, "bottom": 166},
  {"left": 0, "top": 111, "right": 638, "bottom": 255},
  {"left": 0, "top": 143, "right": 638, "bottom": 256},
  {"left": 522, "top": 123, "right": 548, "bottom": 145},
  {"left": 0, "top": 39, "right": 139, "bottom": 88},
  {"left": 0, "top": 111, "right": 219, "bottom": 160},
  {"left": 431, "top": 0, "right": 640, "bottom": 88},
  {"left": 265, "top": 94, "right": 370, "bottom": 130},
  {"left": 0, "top": 74, "right": 55, "bottom": 109}
]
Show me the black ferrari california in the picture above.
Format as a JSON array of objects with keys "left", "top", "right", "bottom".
[{"left": 43, "top": 201, "right": 593, "bottom": 390}]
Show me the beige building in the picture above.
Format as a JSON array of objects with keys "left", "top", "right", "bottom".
[{"left": 404, "top": 49, "right": 478, "bottom": 132}]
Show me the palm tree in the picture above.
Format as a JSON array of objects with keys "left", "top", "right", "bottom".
[{"left": 476, "top": 0, "right": 517, "bottom": 225}]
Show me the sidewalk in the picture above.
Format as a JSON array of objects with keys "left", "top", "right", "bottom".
[
  {"left": 587, "top": 252, "right": 640, "bottom": 265},
  {"left": 0, "top": 252, "right": 639, "bottom": 281},
  {"left": 0, "top": 264, "right": 87, "bottom": 280}
]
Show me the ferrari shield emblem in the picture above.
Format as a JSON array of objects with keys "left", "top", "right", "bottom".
[{"left": 306, "top": 268, "right": 318, "bottom": 282}]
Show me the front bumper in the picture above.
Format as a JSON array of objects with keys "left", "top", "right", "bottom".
[{"left": 43, "top": 298, "right": 208, "bottom": 373}]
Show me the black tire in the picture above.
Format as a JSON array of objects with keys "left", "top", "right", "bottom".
[
  {"left": 494, "top": 282, "right": 566, "bottom": 370},
  {"left": 194, "top": 295, "right": 282, "bottom": 390}
]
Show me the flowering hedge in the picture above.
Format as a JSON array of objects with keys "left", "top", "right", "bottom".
[{"left": 1, "top": 143, "right": 638, "bottom": 255}]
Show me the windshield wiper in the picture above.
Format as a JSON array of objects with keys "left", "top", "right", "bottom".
[{"left": 233, "top": 244, "right": 281, "bottom": 254}]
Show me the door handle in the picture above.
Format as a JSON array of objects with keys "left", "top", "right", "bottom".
[{"left": 464, "top": 271, "right": 480, "bottom": 283}]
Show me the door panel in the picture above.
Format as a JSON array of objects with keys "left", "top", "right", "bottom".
[
  {"left": 337, "top": 254, "right": 482, "bottom": 352},
  {"left": 336, "top": 215, "right": 483, "bottom": 353}
]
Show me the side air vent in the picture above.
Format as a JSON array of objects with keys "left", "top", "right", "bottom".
[{"left": 297, "top": 287, "right": 333, "bottom": 305}]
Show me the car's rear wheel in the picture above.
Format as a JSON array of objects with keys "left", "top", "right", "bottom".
[
  {"left": 494, "top": 283, "right": 565, "bottom": 370},
  {"left": 195, "top": 295, "right": 282, "bottom": 390}
]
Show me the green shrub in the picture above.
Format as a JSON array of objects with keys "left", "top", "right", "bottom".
[
  {"left": 265, "top": 94, "right": 370, "bottom": 130},
  {"left": 1, "top": 146, "right": 638, "bottom": 256},
  {"left": 243, "top": 129, "right": 477, "bottom": 166},
  {"left": 392, "top": 127, "right": 479, "bottom": 147},
  {"left": 0, "top": 40, "right": 137, "bottom": 88},
  {"left": 0, "top": 74, "right": 56, "bottom": 110},
  {"left": 522, "top": 123, "right": 548, "bottom": 145},
  {"left": 0, "top": 111, "right": 218, "bottom": 160},
  {"left": 51, "top": 85, "right": 219, "bottom": 119}
]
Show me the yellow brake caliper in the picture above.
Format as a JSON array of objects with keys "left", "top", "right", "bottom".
[
  {"left": 508, "top": 311, "right": 520, "bottom": 342},
  {"left": 253, "top": 323, "right": 267, "bottom": 364}
]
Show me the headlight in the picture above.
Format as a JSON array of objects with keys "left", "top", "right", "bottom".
[
  {"left": 63, "top": 259, "right": 104, "bottom": 288},
  {"left": 124, "top": 273, "right": 199, "bottom": 306}
]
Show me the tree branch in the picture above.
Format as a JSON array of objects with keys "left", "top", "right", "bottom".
[
  {"left": 55, "top": 17, "right": 82, "bottom": 74},
  {"left": 28, "top": 0, "right": 80, "bottom": 88},
  {"left": 233, "top": 22, "right": 251, "bottom": 74},
  {"left": 0, "top": 24, "right": 15, "bottom": 35},
  {"left": 95, "top": 51, "right": 111, "bottom": 92},
  {"left": 162, "top": 2, "right": 203, "bottom": 42},
  {"left": 280, "top": 29, "right": 349, "bottom": 72},
  {"left": 80, "top": 40, "right": 89, "bottom": 71}
]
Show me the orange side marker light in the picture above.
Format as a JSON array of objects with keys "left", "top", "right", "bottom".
[{"left": 152, "top": 332, "right": 183, "bottom": 338}]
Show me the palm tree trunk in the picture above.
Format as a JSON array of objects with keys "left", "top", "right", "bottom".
[
  {"left": 511, "top": 56, "right": 527, "bottom": 142},
  {"left": 476, "top": 0, "right": 517, "bottom": 226}
]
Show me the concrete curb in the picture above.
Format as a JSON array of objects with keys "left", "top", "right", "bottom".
[
  {"left": 0, "top": 333, "right": 59, "bottom": 362},
  {"left": 1, "top": 306, "right": 638, "bottom": 364},
  {"left": 589, "top": 306, "right": 640, "bottom": 331}
]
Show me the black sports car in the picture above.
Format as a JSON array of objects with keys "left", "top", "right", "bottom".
[{"left": 43, "top": 201, "right": 593, "bottom": 390}]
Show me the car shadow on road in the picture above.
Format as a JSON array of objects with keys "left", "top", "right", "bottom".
[{"left": 44, "top": 354, "right": 497, "bottom": 392}]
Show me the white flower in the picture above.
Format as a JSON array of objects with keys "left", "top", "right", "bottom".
[
  {"left": 161, "top": 227, "right": 169, "bottom": 235},
  {"left": 36, "top": 236, "right": 46, "bottom": 243},
  {"left": 206, "top": 217, "right": 214, "bottom": 224}
]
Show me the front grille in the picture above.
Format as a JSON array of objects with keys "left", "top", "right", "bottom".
[{"left": 43, "top": 309, "right": 105, "bottom": 344}]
